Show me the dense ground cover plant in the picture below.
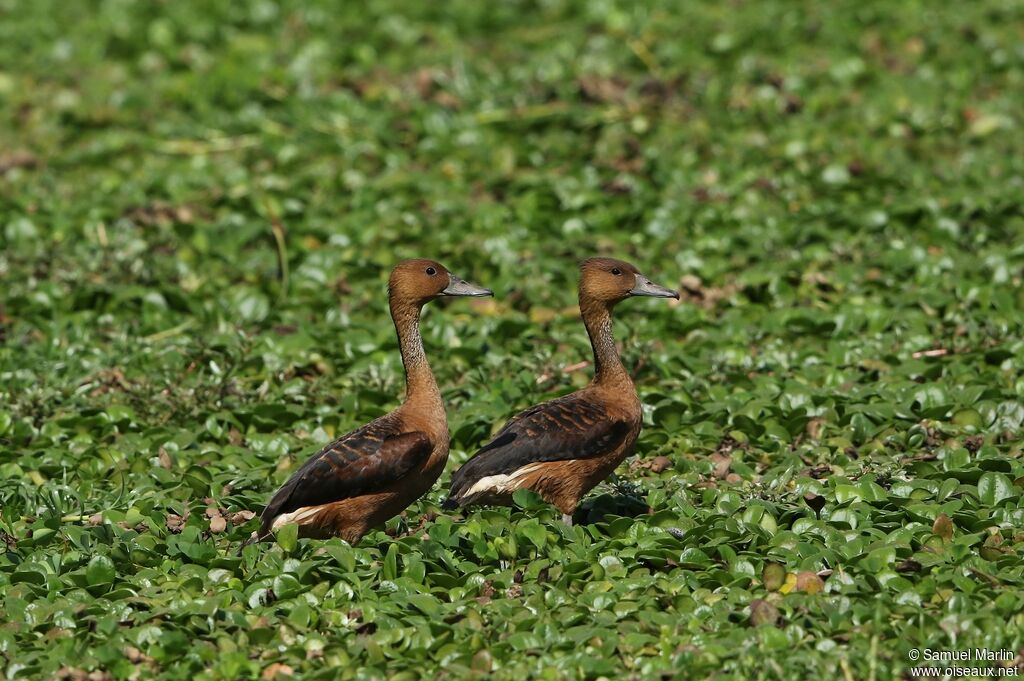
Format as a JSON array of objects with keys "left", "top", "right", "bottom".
[{"left": 1, "top": 1, "right": 1022, "bottom": 678}]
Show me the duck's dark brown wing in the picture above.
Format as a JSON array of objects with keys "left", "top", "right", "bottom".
[
  {"left": 445, "top": 393, "right": 632, "bottom": 506},
  {"left": 258, "top": 419, "right": 432, "bottom": 536}
]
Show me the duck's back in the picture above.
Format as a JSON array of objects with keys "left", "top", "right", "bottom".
[
  {"left": 446, "top": 387, "right": 640, "bottom": 512},
  {"left": 259, "top": 411, "right": 439, "bottom": 540}
]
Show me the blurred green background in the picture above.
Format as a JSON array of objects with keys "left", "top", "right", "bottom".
[{"left": 1, "top": 1, "right": 1023, "bottom": 679}]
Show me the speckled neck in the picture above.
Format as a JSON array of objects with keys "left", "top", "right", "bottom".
[
  {"left": 389, "top": 298, "right": 442, "bottom": 406},
  {"left": 580, "top": 296, "right": 631, "bottom": 388}
]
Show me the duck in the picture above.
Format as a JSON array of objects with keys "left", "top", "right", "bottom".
[
  {"left": 443, "top": 257, "right": 678, "bottom": 524},
  {"left": 250, "top": 259, "right": 492, "bottom": 545}
]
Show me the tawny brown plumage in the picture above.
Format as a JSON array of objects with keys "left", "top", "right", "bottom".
[
  {"left": 250, "top": 259, "right": 491, "bottom": 545},
  {"left": 444, "top": 257, "right": 678, "bottom": 523}
]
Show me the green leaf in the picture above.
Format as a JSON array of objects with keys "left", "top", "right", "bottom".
[
  {"left": 512, "top": 489, "right": 545, "bottom": 510},
  {"left": 834, "top": 484, "right": 863, "bottom": 504},
  {"left": 275, "top": 523, "right": 299, "bottom": 553},
  {"left": 978, "top": 472, "right": 1016, "bottom": 505},
  {"left": 406, "top": 594, "right": 441, "bottom": 617},
  {"left": 383, "top": 543, "right": 399, "bottom": 580},
  {"left": 518, "top": 522, "right": 548, "bottom": 550},
  {"left": 273, "top": 573, "right": 303, "bottom": 599},
  {"left": 86, "top": 555, "right": 116, "bottom": 586}
]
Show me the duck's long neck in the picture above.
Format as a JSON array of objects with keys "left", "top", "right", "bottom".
[
  {"left": 390, "top": 298, "right": 441, "bottom": 406},
  {"left": 581, "top": 297, "right": 631, "bottom": 387}
]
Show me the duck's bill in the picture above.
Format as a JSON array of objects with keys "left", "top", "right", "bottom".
[
  {"left": 442, "top": 275, "right": 493, "bottom": 297},
  {"left": 630, "top": 276, "right": 680, "bottom": 299}
]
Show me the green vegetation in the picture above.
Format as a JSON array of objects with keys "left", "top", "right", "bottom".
[{"left": 2, "top": 0, "right": 1023, "bottom": 678}]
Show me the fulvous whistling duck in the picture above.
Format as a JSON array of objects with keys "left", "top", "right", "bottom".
[
  {"left": 443, "top": 258, "right": 678, "bottom": 524},
  {"left": 250, "top": 259, "right": 492, "bottom": 544}
]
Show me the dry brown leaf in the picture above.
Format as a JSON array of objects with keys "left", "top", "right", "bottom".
[
  {"left": 795, "top": 571, "right": 824, "bottom": 594},
  {"left": 932, "top": 513, "right": 954, "bottom": 541},
  {"left": 262, "top": 663, "right": 294, "bottom": 679},
  {"left": 963, "top": 435, "right": 983, "bottom": 453},
  {"left": 413, "top": 68, "right": 436, "bottom": 98},
  {"left": 0, "top": 150, "right": 38, "bottom": 174},
  {"left": 710, "top": 453, "right": 732, "bottom": 479},
  {"left": 749, "top": 599, "right": 780, "bottom": 627},
  {"left": 434, "top": 91, "right": 461, "bottom": 109},
  {"left": 166, "top": 512, "right": 188, "bottom": 533},
  {"left": 578, "top": 75, "right": 629, "bottom": 103},
  {"left": 677, "top": 274, "right": 737, "bottom": 308},
  {"left": 648, "top": 456, "right": 673, "bottom": 473},
  {"left": 124, "top": 646, "right": 153, "bottom": 665},
  {"left": 912, "top": 348, "right": 949, "bottom": 358},
  {"left": 805, "top": 418, "right": 826, "bottom": 440},
  {"left": 54, "top": 669, "right": 112, "bottom": 681},
  {"left": 562, "top": 361, "right": 590, "bottom": 374},
  {"left": 471, "top": 649, "right": 494, "bottom": 674},
  {"left": 124, "top": 201, "right": 199, "bottom": 227}
]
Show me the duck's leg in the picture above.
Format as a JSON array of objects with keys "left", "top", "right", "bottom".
[{"left": 238, "top": 529, "right": 270, "bottom": 556}]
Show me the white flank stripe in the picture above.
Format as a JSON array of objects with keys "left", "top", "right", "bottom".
[
  {"left": 271, "top": 506, "right": 322, "bottom": 531},
  {"left": 464, "top": 463, "right": 544, "bottom": 498}
]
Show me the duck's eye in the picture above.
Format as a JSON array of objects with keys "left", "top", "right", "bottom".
[
  {"left": 425, "top": 267, "right": 437, "bottom": 276},
  {"left": 611, "top": 268, "right": 622, "bottom": 276}
]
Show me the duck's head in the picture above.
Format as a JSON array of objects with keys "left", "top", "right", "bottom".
[
  {"left": 579, "top": 257, "right": 679, "bottom": 305},
  {"left": 389, "top": 259, "right": 493, "bottom": 305}
]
